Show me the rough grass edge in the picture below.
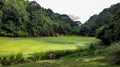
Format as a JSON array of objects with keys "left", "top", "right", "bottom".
[{"left": 0, "top": 43, "right": 104, "bottom": 66}]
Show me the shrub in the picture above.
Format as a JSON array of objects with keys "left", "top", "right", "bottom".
[
  {"left": 105, "top": 41, "right": 120, "bottom": 65},
  {"left": 64, "top": 43, "right": 104, "bottom": 58},
  {"left": 28, "top": 50, "right": 75, "bottom": 61},
  {"left": 0, "top": 53, "right": 25, "bottom": 66},
  {"left": 28, "top": 52, "right": 50, "bottom": 61}
]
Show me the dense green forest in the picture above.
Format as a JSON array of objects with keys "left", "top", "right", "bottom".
[
  {"left": 0, "top": 0, "right": 120, "bottom": 66},
  {"left": 0, "top": 0, "right": 120, "bottom": 44},
  {"left": 0, "top": 0, "right": 81, "bottom": 37},
  {"left": 96, "top": 9, "right": 120, "bottom": 44},
  {"left": 80, "top": 3, "right": 120, "bottom": 37},
  {"left": 82, "top": 3, "right": 120, "bottom": 65}
]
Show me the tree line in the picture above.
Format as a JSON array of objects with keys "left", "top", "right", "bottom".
[
  {"left": 80, "top": 3, "right": 120, "bottom": 44},
  {"left": 0, "top": 0, "right": 81, "bottom": 37},
  {"left": 80, "top": 3, "right": 120, "bottom": 36},
  {"left": 0, "top": 0, "right": 120, "bottom": 45}
]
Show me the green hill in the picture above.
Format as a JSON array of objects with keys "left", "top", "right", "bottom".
[{"left": 0, "top": 0, "right": 81, "bottom": 37}]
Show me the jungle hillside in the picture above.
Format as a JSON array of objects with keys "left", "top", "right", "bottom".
[{"left": 0, "top": 0, "right": 120, "bottom": 67}]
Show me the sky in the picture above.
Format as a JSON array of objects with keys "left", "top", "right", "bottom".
[{"left": 29, "top": 0, "right": 120, "bottom": 23}]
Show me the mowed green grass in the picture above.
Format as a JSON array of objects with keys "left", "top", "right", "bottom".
[{"left": 0, "top": 36, "right": 100, "bottom": 55}]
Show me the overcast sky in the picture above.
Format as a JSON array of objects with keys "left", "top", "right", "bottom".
[{"left": 29, "top": 0, "right": 120, "bottom": 23}]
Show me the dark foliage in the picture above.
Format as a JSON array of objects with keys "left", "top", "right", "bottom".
[
  {"left": 80, "top": 3, "right": 120, "bottom": 36},
  {"left": 96, "top": 6, "right": 120, "bottom": 44},
  {"left": 0, "top": 0, "right": 81, "bottom": 37}
]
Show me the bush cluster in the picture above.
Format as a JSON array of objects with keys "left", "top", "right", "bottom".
[{"left": 105, "top": 42, "right": 120, "bottom": 65}]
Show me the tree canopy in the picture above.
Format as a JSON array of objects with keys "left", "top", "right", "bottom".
[
  {"left": 80, "top": 3, "right": 120, "bottom": 36},
  {"left": 0, "top": 0, "right": 81, "bottom": 37},
  {"left": 96, "top": 6, "right": 120, "bottom": 44}
]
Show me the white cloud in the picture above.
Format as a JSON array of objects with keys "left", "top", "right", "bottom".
[
  {"left": 69, "top": 15, "right": 80, "bottom": 20},
  {"left": 29, "top": 0, "right": 120, "bottom": 23}
]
